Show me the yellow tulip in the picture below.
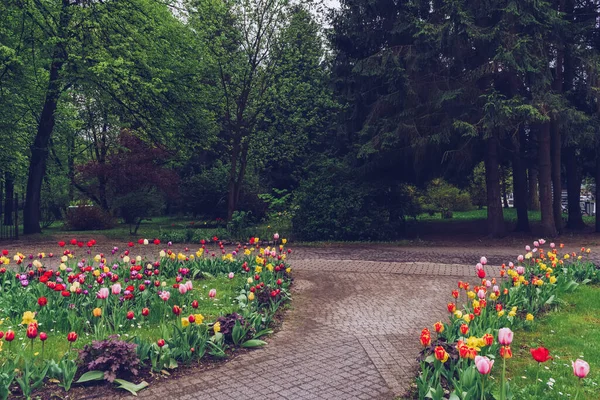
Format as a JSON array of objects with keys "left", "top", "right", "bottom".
[{"left": 93, "top": 308, "right": 102, "bottom": 317}]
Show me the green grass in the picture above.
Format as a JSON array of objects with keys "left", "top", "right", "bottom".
[
  {"left": 417, "top": 208, "right": 595, "bottom": 224},
  {"left": 499, "top": 285, "right": 600, "bottom": 399}
]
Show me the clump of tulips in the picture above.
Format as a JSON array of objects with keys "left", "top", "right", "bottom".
[{"left": 417, "top": 240, "right": 595, "bottom": 399}]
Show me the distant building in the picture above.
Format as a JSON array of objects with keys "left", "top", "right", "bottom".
[{"left": 504, "top": 187, "right": 596, "bottom": 215}]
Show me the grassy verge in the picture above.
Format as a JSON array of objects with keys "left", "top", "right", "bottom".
[
  {"left": 501, "top": 285, "right": 600, "bottom": 399},
  {"left": 416, "top": 208, "right": 595, "bottom": 225}
]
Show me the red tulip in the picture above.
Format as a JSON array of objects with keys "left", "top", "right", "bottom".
[
  {"left": 26, "top": 323, "right": 38, "bottom": 339},
  {"left": 70, "top": 239, "right": 77, "bottom": 245},
  {"left": 172, "top": 305, "right": 181, "bottom": 315},
  {"left": 40, "top": 332, "right": 48, "bottom": 341},
  {"left": 142, "top": 308, "right": 149, "bottom": 317},
  {"left": 157, "top": 339, "right": 165, "bottom": 347},
  {"left": 191, "top": 300, "right": 199, "bottom": 309},
  {"left": 0, "top": 331, "right": 4, "bottom": 339},
  {"left": 188, "top": 315, "right": 196, "bottom": 323},
  {"left": 153, "top": 239, "right": 160, "bottom": 245},
  {"left": 530, "top": 347, "right": 552, "bottom": 363},
  {"left": 126, "top": 311, "right": 134, "bottom": 320},
  {"left": 500, "top": 346, "right": 512, "bottom": 359},
  {"left": 276, "top": 279, "right": 282, "bottom": 285},
  {"left": 67, "top": 332, "right": 78, "bottom": 342},
  {"left": 58, "top": 241, "right": 66, "bottom": 247},
  {"left": 447, "top": 303, "right": 456, "bottom": 313},
  {"left": 138, "top": 239, "right": 144, "bottom": 245},
  {"left": 460, "top": 324, "right": 469, "bottom": 335},
  {"left": 477, "top": 269, "right": 486, "bottom": 279},
  {"left": 128, "top": 242, "right": 134, "bottom": 247},
  {"left": 38, "top": 297, "right": 48, "bottom": 307},
  {"left": 4, "top": 330, "right": 14, "bottom": 342}
]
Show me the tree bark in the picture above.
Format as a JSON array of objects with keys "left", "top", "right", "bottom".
[
  {"left": 538, "top": 121, "right": 557, "bottom": 237},
  {"left": 23, "top": 0, "right": 70, "bottom": 234},
  {"left": 528, "top": 167, "right": 540, "bottom": 211},
  {"left": 484, "top": 134, "right": 506, "bottom": 237},
  {"left": 3, "top": 172, "right": 14, "bottom": 226},
  {"left": 564, "top": 147, "right": 585, "bottom": 229},
  {"left": 513, "top": 128, "right": 530, "bottom": 232},
  {"left": 550, "top": 116, "right": 562, "bottom": 232},
  {"left": 596, "top": 153, "right": 600, "bottom": 232}
]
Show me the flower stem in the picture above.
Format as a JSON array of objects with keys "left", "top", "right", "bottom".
[
  {"left": 535, "top": 362, "right": 541, "bottom": 397},
  {"left": 501, "top": 355, "right": 506, "bottom": 400},
  {"left": 481, "top": 375, "right": 485, "bottom": 400}
]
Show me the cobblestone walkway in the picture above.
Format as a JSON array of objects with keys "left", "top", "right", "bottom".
[{"left": 119, "top": 248, "right": 507, "bottom": 400}]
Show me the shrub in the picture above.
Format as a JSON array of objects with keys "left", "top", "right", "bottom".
[
  {"left": 78, "top": 336, "right": 140, "bottom": 382},
  {"left": 425, "top": 179, "right": 473, "bottom": 214},
  {"left": 63, "top": 205, "right": 115, "bottom": 231},
  {"left": 214, "top": 313, "right": 250, "bottom": 344}
]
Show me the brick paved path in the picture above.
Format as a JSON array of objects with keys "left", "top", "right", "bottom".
[{"left": 119, "top": 248, "right": 506, "bottom": 400}]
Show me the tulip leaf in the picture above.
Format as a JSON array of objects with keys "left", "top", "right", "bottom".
[
  {"left": 241, "top": 339, "right": 267, "bottom": 348},
  {"left": 114, "top": 379, "right": 149, "bottom": 396},
  {"left": 544, "top": 295, "right": 555, "bottom": 305},
  {"left": 76, "top": 370, "right": 105, "bottom": 383},
  {"left": 448, "top": 393, "right": 461, "bottom": 400}
]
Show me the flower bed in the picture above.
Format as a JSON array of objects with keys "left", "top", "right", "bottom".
[
  {"left": 417, "top": 240, "right": 598, "bottom": 400},
  {"left": 0, "top": 236, "right": 292, "bottom": 398}
]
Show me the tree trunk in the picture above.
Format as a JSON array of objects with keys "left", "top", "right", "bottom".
[
  {"left": 3, "top": 172, "right": 14, "bottom": 226},
  {"left": 550, "top": 117, "right": 562, "bottom": 232},
  {"left": 513, "top": 128, "right": 530, "bottom": 232},
  {"left": 528, "top": 167, "right": 540, "bottom": 211},
  {"left": 501, "top": 166, "right": 509, "bottom": 208},
  {"left": 564, "top": 147, "right": 585, "bottom": 229},
  {"left": 596, "top": 153, "right": 600, "bottom": 232},
  {"left": 538, "top": 121, "right": 557, "bottom": 237},
  {"left": 23, "top": 0, "right": 70, "bottom": 234},
  {"left": 484, "top": 134, "right": 506, "bottom": 237}
]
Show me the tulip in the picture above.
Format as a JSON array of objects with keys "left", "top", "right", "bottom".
[
  {"left": 172, "top": 305, "right": 181, "bottom": 315},
  {"left": 111, "top": 283, "right": 121, "bottom": 295},
  {"left": 127, "top": 311, "right": 134, "bottom": 320},
  {"left": 572, "top": 359, "right": 590, "bottom": 378},
  {"left": 477, "top": 269, "right": 486, "bottom": 279},
  {"left": 517, "top": 255, "right": 524, "bottom": 262},
  {"left": 209, "top": 289, "right": 216, "bottom": 299},
  {"left": 447, "top": 303, "right": 456, "bottom": 313},
  {"left": 434, "top": 346, "right": 449, "bottom": 363},
  {"left": 459, "top": 324, "right": 469, "bottom": 335},
  {"left": 498, "top": 327, "right": 513, "bottom": 345},
  {"left": 228, "top": 272, "right": 235, "bottom": 279},
  {"left": 93, "top": 308, "right": 102, "bottom": 317},
  {"left": 26, "top": 323, "right": 38, "bottom": 339},
  {"left": 67, "top": 332, "right": 77, "bottom": 342},
  {"left": 530, "top": 347, "right": 551, "bottom": 363},
  {"left": 38, "top": 297, "right": 47, "bottom": 307},
  {"left": 499, "top": 346, "right": 512, "bottom": 359},
  {"left": 186, "top": 280, "right": 193, "bottom": 290},
  {"left": 142, "top": 308, "right": 149, "bottom": 316},
  {"left": 178, "top": 284, "right": 188, "bottom": 295},
  {"left": 157, "top": 339, "right": 165, "bottom": 347},
  {"left": 477, "top": 289, "right": 486, "bottom": 299},
  {"left": 516, "top": 266, "right": 525, "bottom": 275},
  {"left": 433, "top": 321, "right": 444, "bottom": 333},
  {"left": 40, "top": 332, "right": 47, "bottom": 341},
  {"left": 475, "top": 355, "right": 494, "bottom": 374},
  {"left": 480, "top": 256, "right": 487, "bottom": 265},
  {"left": 5, "top": 330, "right": 14, "bottom": 342},
  {"left": 191, "top": 300, "right": 199, "bottom": 308},
  {"left": 483, "top": 333, "right": 493, "bottom": 346},
  {"left": 188, "top": 314, "right": 196, "bottom": 324}
]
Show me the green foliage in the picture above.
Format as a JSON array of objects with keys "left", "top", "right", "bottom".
[
  {"left": 423, "top": 179, "right": 473, "bottom": 216},
  {"left": 468, "top": 163, "right": 487, "bottom": 209},
  {"left": 63, "top": 205, "right": 116, "bottom": 231}
]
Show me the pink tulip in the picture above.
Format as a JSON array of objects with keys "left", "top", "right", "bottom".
[
  {"left": 493, "top": 285, "right": 499, "bottom": 293},
  {"left": 539, "top": 239, "right": 546, "bottom": 245},
  {"left": 274, "top": 233, "right": 280, "bottom": 240},
  {"left": 159, "top": 291, "right": 170, "bottom": 301},
  {"left": 532, "top": 248, "right": 538, "bottom": 253},
  {"left": 475, "top": 355, "right": 494, "bottom": 375},
  {"left": 111, "top": 283, "right": 121, "bottom": 295},
  {"left": 517, "top": 255, "right": 524, "bottom": 262},
  {"left": 476, "top": 263, "right": 483, "bottom": 271},
  {"left": 550, "top": 242, "right": 555, "bottom": 249},
  {"left": 480, "top": 256, "right": 487, "bottom": 265},
  {"left": 498, "top": 327, "right": 513, "bottom": 345},
  {"left": 186, "top": 280, "right": 193, "bottom": 290},
  {"left": 516, "top": 266, "right": 525, "bottom": 275},
  {"left": 533, "top": 241, "right": 539, "bottom": 247},
  {"left": 178, "top": 284, "right": 188, "bottom": 295},
  {"left": 572, "top": 359, "right": 590, "bottom": 378},
  {"left": 485, "top": 280, "right": 491, "bottom": 288},
  {"left": 525, "top": 245, "right": 531, "bottom": 251},
  {"left": 228, "top": 272, "right": 235, "bottom": 279},
  {"left": 477, "top": 289, "right": 486, "bottom": 299},
  {"left": 97, "top": 287, "right": 109, "bottom": 299},
  {"left": 508, "top": 262, "right": 514, "bottom": 268},
  {"left": 209, "top": 289, "right": 216, "bottom": 299}
]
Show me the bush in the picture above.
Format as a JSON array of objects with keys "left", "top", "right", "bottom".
[
  {"left": 292, "top": 160, "right": 419, "bottom": 240},
  {"left": 63, "top": 205, "right": 115, "bottom": 231},
  {"left": 425, "top": 179, "right": 473, "bottom": 214},
  {"left": 78, "top": 336, "right": 140, "bottom": 382}
]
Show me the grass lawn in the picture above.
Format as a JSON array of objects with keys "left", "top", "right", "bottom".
[
  {"left": 417, "top": 208, "right": 595, "bottom": 225},
  {"left": 500, "top": 285, "right": 600, "bottom": 399}
]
